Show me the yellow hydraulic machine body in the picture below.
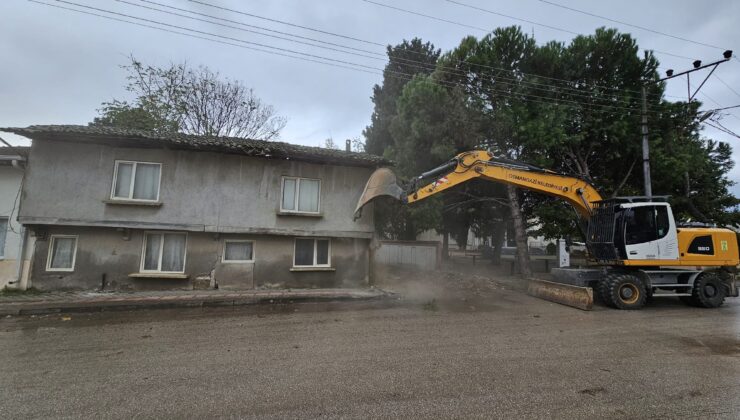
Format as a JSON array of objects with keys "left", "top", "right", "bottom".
[{"left": 355, "top": 150, "right": 739, "bottom": 310}]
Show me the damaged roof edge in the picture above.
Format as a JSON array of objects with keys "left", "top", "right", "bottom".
[{"left": 1, "top": 125, "right": 392, "bottom": 168}]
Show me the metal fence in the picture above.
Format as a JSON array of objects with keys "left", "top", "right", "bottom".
[{"left": 373, "top": 240, "right": 441, "bottom": 270}]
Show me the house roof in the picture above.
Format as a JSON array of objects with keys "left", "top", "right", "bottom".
[
  {"left": 0, "top": 146, "right": 29, "bottom": 156},
  {"left": 1, "top": 125, "right": 389, "bottom": 168}
]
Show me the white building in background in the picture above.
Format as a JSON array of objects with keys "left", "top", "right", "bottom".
[{"left": 0, "top": 146, "right": 32, "bottom": 290}]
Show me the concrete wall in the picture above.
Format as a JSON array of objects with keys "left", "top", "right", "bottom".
[
  {"left": 20, "top": 140, "right": 375, "bottom": 238},
  {"left": 29, "top": 226, "right": 370, "bottom": 291},
  {"left": 0, "top": 166, "right": 26, "bottom": 288}
]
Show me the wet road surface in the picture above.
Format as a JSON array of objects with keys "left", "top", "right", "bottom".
[{"left": 1, "top": 285, "right": 739, "bottom": 419}]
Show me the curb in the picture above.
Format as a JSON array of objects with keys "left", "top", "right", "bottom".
[{"left": 0, "top": 291, "right": 391, "bottom": 316}]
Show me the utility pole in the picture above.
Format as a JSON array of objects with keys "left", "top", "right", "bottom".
[
  {"left": 641, "top": 86, "right": 652, "bottom": 198},
  {"left": 640, "top": 50, "right": 732, "bottom": 198}
]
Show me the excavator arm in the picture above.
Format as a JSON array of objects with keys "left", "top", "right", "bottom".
[{"left": 355, "top": 150, "right": 602, "bottom": 219}]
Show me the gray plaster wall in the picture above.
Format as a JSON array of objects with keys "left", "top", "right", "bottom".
[
  {"left": 29, "top": 226, "right": 369, "bottom": 291},
  {"left": 20, "top": 140, "right": 374, "bottom": 238}
]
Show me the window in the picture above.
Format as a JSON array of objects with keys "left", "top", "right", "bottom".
[
  {"left": 46, "top": 235, "right": 78, "bottom": 271},
  {"left": 111, "top": 161, "right": 162, "bottom": 201},
  {"left": 281, "top": 177, "right": 320, "bottom": 213},
  {"left": 294, "top": 238, "right": 330, "bottom": 267},
  {"left": 141, "top": 232, "right": 187, "bottom": 273},
  {"left": 223, "top": 240, "right": 254, "bottom": 263},
  {"left": 625, "top": 206, "right": 670, "bottom": 245},
  {"left": 0, "top": 217, "right": 8, "bottom": 258}
]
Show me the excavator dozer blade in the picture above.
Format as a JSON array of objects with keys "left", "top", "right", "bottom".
[
  {"left": 354, "top": 167, "right": 405, "bottom": 220},
  {"left": 527, "top": 279, "right": 593, "bottom": 311}
]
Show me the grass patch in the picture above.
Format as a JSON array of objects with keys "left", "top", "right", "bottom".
[{"left": 0, "top": 287, "right": 44, "bottom": 297}]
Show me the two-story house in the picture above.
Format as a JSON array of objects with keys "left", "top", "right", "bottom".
[{"left": 4, "top": 125, "right": 384, "bottom": 291}]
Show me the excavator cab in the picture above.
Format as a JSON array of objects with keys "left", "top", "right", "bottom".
[{"left": 586, "top": 198, "right": 679, "bottom": 264}]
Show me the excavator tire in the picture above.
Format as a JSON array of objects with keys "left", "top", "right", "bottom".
[
  {"left": 688, "top": 273, "right": 726, "bottom": 308},
  {"left": 596, "top": 279, "right": 612, "bottom": 305},
  {"left": 603, "top": 273, "right": 647, "bottom": 310}
]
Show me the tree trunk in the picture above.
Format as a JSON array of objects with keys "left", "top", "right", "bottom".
[
  {"left": 442, "top": 230, "right": 449, "bottom": 260},
  {"left": 491, "top": 219, "right": 506, "bottom": 265},
  {"left": 506, "top": 185, "right": 531, "bottom": 277}
]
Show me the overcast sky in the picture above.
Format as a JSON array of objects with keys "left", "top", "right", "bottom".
[{"left": 1, "top": 0, "right": 739, "bottom": 194}]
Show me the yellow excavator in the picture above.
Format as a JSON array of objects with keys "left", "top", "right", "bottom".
[{"left": 355, "top": 150, "right": 739, "bottom": 310}]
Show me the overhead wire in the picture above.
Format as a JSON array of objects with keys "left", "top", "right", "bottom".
[
  {"left": 118, "top": 0, "right": 646, "bottom": 106},
  {"left": 364, "top": 0, "right": 695, "bottom": 60},
  {"left": 124, "top": 0, "right": 663, "bottom": 110},
  {"left": 714, "top": 74, "right": 740, "bottom": 100},
  {"left": 535, "top": 0, "right": 727, "bottom": 51},
  {"left": 187, "top": 0, "right": 677, "bottom": 101},
  {"left": 28, "top": 0, "right": 381, "bottom": 75},
  {"left": 128, "top": 0, "right": 385, "bottom": 57},
  {"left": 186, "top": 0, "right": 384, "bottom": 47},
  {"left": 42, "top": 0, "right": 664, "bottom": 115}
]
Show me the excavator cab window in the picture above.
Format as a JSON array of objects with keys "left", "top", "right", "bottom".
[{"left": 624, "top": 205, "right": 669, "bottom": 245}]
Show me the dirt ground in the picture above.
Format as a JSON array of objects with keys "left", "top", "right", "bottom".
[
  {"left": 373, "top": 260, "right": 530, "bottom": 307},
  {"left": 1, "top": 262, "right": 739, "bottom": 419}
]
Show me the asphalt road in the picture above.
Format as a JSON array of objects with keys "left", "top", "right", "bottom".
[{"left": 1, "top": 280, "right": 739, "bottom": 419}]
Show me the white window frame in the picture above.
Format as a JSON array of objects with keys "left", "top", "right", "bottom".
[
  {"left": 46, "top": 234, "right": 78, "bottom": 272},
  {"left": 293, "top": 238, "right": 331, "bottom": 267},
  {"left": 280, "top": 176, "right": 322, "bottom": 214},
  {"left": 140, "top": 231, "right": 188, "bottom": 274},
  {"left": 110, "top": 160, "right": 163, "bottom": 202},
  {"left": 222, "top": 239, "right": 255, "bottom": 263},
  {"left": 0, "top": 216, "right": 7, "bottom": 259}
]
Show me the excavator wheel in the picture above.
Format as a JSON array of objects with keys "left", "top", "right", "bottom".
[
  {"left": 688, "top": 273, "right": 726, "bottom": 308},
  {"left": 603, "top": 273, "right": 647, "bottom": 310},
  {"left": 596, "top": 279, "right": 612, "bottom": 305}
]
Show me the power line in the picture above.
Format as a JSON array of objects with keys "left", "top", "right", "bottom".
[
  {"left": 52, "top": 0, "right": 386, "bottom": 72},
  {"left": 29, "top": 1, "right": 381, "bottom": 74},
  {"left": 445, "top": 0, "right": 696, "bottom": 60},
  {"left": 121, "top": 0, "right": 641, "bottom": 105},
  {"left": 32, "top": 0, "right": 663, "bottom": 116},
  {"left": 362, "top": 0, "right": 491, "bottom": 33},
  {"left": 110, "top": 0, "right": 667, "bottom": 108},
  {"left": 704, "top": 104, "right": 740, "bottom": 112},
  {"left": 186, "top": 0, "right": 384, "bottom": 47},
  {"left": 132, "top": 0, "right": 384, "bottom": 57},
  {"left": 364, "top": 0, "right": 694, "bottom": 60},
  {"left": 698, "top": 92, "right": 740, "bottom": 121},
  {"left": 114, "top": 0, "right": 384, "bottom": 61},
  {"left": 187, "top": 0, "right": 675, "bottom": 101},
  {"left": 535, "top": 0, "right": 727, "bottom": 51},
  {"left": 714, "top": 74, "right": 740, "bottom": 100},
  {"left": 704, "top": 120, "right": 740, "bottom": 139},
  {"left": 446, "top": 0, "right": 581, "bottom": 35}
]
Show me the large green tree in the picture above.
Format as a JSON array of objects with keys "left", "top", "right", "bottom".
[
  {"left": 363, "top": 39, "right": 442, "bottom": 240},
  {"left": 365, "top": 27, "right": 740, "bottom": 269},
  {"left": 363, "top": 39, "right": 440, "bottom": 157}
]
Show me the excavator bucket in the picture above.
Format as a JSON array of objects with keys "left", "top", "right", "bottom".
[{"left": 353, "top": 167, "right": 405, "bottom": 220}]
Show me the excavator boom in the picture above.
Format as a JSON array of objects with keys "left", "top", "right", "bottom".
[{"left": 354, "top": 150, "right": 601, "bottom": 219}]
